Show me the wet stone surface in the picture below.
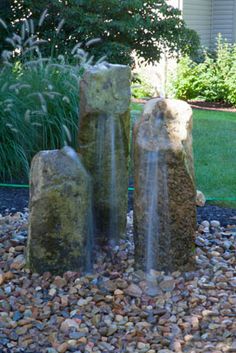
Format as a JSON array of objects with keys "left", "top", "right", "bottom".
[
  {"left": 133, "top": 99, "right": 196, "bottom": 271},
  {"left": 0, "top": 211, "right": 236, "bottom": 352}
]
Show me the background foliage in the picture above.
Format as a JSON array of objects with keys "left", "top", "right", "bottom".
[
  {"left": 170, "top": 35, "right": 236, "bottom": 105},
  {"left": 0, "top": 0, "right": 199, "bottom": 66},
  {"left": 0, "top": 18, "right": 89, "bottom": 181}
]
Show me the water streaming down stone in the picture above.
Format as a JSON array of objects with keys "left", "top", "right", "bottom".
[
  {"left": 145, "top": 150, "right": 170, "bottom": 272},
  {"left": 134, "top": 98, "right": 196, "bottom": 272},
  {"left": 27, "top": 146, "right": 94, "bottom": 274},
  {"left": 109, "top": 115, "right": 119, "bottom": 242},
  {"left": 79, "top": 63, "right": 131, "bottom": 245}
]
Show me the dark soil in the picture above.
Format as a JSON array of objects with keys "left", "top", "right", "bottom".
[
  {"left": 132, "top": 98, "right": 236, "bottom": 113},
  {"left": 196, "top": 204, "right": 236, "bottom": 227},
  {"left": 1, "top": 186, "right": 235, "bottom": 227},
  {"left": 0, "top": 187, "right": 29, "bottom": 215},
  {"left": 188, "top": 100, "right": 236, "bottom": 112},
  {"left": 128, "top": 191, "right": 236, "bottom": 227}
]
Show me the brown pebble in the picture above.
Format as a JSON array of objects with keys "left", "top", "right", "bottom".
[
  {"left": 78, "top": 337, "right": 87, "bottom": 344},
  {"left": 4, "top": 271, "right": 14, "bottom": 280},
  {"left": 0, "top": 273, "right": 5, "bottom": 285},
  {"left": 57, "top": 342, "right": 68, "bottom": 353}
]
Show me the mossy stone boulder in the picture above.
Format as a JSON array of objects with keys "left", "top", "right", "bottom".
[
  {"left": 134, "top": 98, "right": 196, "bottom": 272},
  {"left": 78, "top": 63, "right": 131, "bottom": 244},
  {"left": 27, "top": 147, "right": 93, "bottom": 275}
]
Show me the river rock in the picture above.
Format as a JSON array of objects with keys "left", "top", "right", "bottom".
[
  {"left": 10, "top": 254, "right": 26, "bottom": 271},
  {"left": 60, "top": 319, "right": 80, "bottom": 333},
  {"left": 0, "top": 273, "right": 5, "bottom": 285},
  {"left": 196, "top": 190, "right": 206, "bottom": 207},
  {"left": 78, "top": 63, "right": 131, "bottom": 245},
  {"left": 27, "top": 146, "right": 93, "bottom": 274},
  {"left": 210, "top": 220, "right": 221, "bottom": 228},
  {"left": 125, "top": 283, "right": 142, "bottom": 297},
  {"left": 134, "top": 98, "right": 196, "bottom": 272}
]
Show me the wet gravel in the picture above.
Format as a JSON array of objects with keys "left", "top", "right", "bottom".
[{"left": 0, "top": 212, "right": 236, "bottom": 352}]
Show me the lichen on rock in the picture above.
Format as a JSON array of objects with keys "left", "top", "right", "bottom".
[
  {"left": 78, "top": 63, "right": 131, "bottom": 244},
  {"left": 134, "top": 98, "right": 196, "bottom": 272},
  {"left": 27, "top": 146, "right": 93, "bottom": 274}
]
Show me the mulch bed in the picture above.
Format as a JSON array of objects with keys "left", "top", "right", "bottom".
[
  {"left": 0, "top": 187, "right": 29, "bottom": 215},
  {"left": 0, "top": 186, "right": 235, "bottom": 227},
  {"left": 132, "top": 98, "right": 236, "bottom": 113},
  {"left": 188, "top": 100, "right": 236, "bottom": 112}
]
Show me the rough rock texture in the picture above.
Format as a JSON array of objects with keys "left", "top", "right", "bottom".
[
  {"left": 78, "top": 63, "right": 131, "bottom": 244},
  {"left": 134, "top": 98, "right": 196, "bottom": 272},
  {"left": 27, "top": 147, "right": 93, "bottom": 274}
]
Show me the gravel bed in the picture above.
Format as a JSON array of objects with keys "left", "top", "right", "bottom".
[{"left": 0, "top": 211, "right": 236, "bottom": 352}]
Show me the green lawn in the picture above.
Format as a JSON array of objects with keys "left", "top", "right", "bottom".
[
  {"left": 193, "top": 109, "right": 236, "bottom": 208},
  {"left": 131, "top": 103, "right": 236, "bottom": 208}
]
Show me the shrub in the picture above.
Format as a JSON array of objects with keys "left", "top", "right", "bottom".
[
  {"left": 0, "top": 0, "right": 200, "bottom": 66},
  {"left": 169, "top": 35, "right": 236, "bottom": 105},
  {"left": 131, "top": 74, "right": 155, "bottom": 100},
  {"left": 0, "top": 17, "right": 92, "bottom": 181}
]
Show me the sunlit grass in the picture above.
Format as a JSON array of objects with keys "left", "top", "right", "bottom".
[{"left": 193, "top": 109, "right": 236, "bottom": 208}]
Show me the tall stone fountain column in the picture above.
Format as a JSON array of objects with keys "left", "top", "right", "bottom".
[
  {"left": 134, "top": 98, "right": 196, "bottom": 272},
  {"left": 78, "top": 63, "right": 131, "bottom": 245}
]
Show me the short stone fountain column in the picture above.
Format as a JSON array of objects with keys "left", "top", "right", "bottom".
[
  {"left": 27, "top": 147, "right": 93, "bottom": 275},
  {"left": 78, "top": 63, "right": 131, "bottom": 244},
  {"left": 134, "top": 98, "right": 196, "bottom": 272}
]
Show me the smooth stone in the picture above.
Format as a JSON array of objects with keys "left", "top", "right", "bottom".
[
  {"left": 159, "top": 277, "right": 175, "bottom": 292},
  {"left": 196, "top": 190, "right": 206, "bottom": 207},
  {"left": 46, "top": 349, "right": 57, "bottom": 353},
  {"left": 10, "top": 254, "right": 26, "bottom": 270},
  {"left": 13, "top": 311, "right": 23, "bottom": 322},
  {"left": 107, "top": 325, "right": 118, "bottom": 336},
  {"left": 77, "top": 298, "right": 88, "bottom": 307},
  {"left": 125, "top": 284, "right": 142, "bottom": 298},
  {"left": 102, "top": 280, "right": 117, "bottom": 292},
  {"left": 69, "top": 332, "right": 86, "bottom": 340},
  {"left": 60, "top": 319, "right": 79, "bottom": 333},
  {"left": 210, "top": 220, "right": 221, "bottom": 228},
  {"left": 145, "top": 285, "right": 162, "bottom": 297},
  {"left": 57, "top": 343, "right": 69, "bottom": 353},
  {"left": 201, "top": 221, "right": 210, "bottom": 228},
  {"left": 98, "top": 342, "right": 115, "bottom": 351},
  {"left": 0, "top": 274, "right": 4, "bottom": 285}
]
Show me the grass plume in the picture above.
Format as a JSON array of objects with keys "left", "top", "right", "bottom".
[{"left": 0, "top": 13, "right": 93, "bottom": 181}]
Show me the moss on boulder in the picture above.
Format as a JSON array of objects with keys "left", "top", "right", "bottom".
[{"left": 27, "top": 147, "right": 93, "bottom": 275}]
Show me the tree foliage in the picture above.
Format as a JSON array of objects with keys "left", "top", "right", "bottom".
[{"left": 0, "top": 0, "right": 199, "bottom": 65}]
